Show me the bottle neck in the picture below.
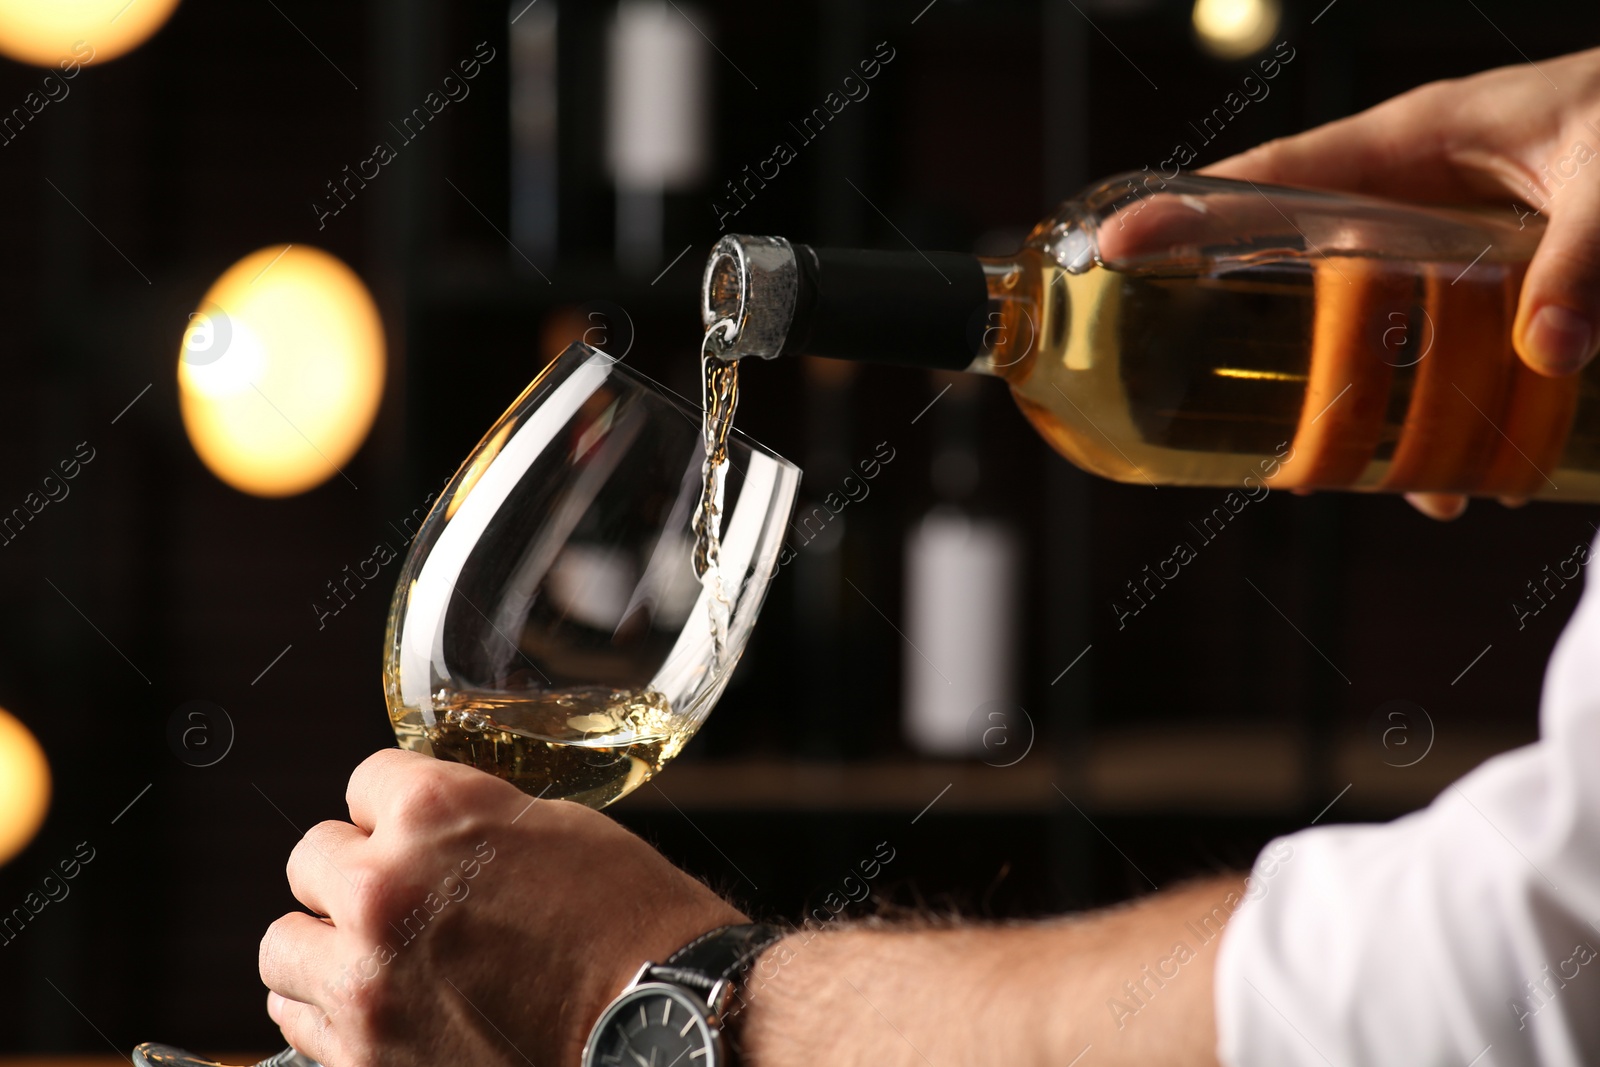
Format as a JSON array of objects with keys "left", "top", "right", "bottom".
[
  {"left": 703, "top": 235, "right": 1010, "bottom": 371},
  {"left": 967, "top": 256, "right": 1037, "bottom": 382}
]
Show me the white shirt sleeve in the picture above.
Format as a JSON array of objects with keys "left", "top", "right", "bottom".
[{"left": 1215, "top": 537, "right": 1600, "bottom": 1067}]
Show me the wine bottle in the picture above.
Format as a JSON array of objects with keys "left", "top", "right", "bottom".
[{"left": 700, "top": 172, "right": 1600, "bottom": 502}]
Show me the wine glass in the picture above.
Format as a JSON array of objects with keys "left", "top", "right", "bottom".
[
  {"left": 134, "top": 342, "right": 800, "bottom": 1067},
  {"left": 382, "top": 341, "right": 799, "bottom": 806}
]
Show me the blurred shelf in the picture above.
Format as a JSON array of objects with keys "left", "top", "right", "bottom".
[
  {"left": 616, "top": 726, "right": 1531, "bottom": 816},
  {"left": 1089, "top": 726, "right": 1528, "bottom": 815},
  {"left": 0, "top": 1061, "right": 270, "bottom": 1067},
  {"left": 621, "top": 756, "right": 1059, "bottom": 814}
]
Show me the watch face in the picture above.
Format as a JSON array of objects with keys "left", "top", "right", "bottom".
[{"left": 585, "top": 983, "right": 720, "bottom": 1067}]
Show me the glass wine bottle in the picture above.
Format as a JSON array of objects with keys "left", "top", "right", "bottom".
[{"left": 701, "top": 172, "right": 1600, "bottom": 502}]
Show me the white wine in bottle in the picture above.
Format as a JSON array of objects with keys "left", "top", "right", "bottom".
[{"left": 701, "top": 173, "right": 1600, "bottom": 502}]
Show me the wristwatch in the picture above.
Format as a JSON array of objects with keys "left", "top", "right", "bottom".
[{"left": 581, "top": 923, "right": 786, "bottom": 1067}]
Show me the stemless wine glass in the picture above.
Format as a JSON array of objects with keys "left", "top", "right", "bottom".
[{"left": 133, "top": 342, "right": 800, "bottom": 1067}]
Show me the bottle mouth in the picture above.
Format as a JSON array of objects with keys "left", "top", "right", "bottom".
[
  {"left": 699, "top": 235, "right": 799, "bottom": 360},
  {"left": 702, "top": 248, "right": 743, "bottom": 325}
]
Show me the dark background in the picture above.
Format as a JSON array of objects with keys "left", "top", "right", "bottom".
[{"left": 1, "top": 0, "right": 1597, "bottom": 1053}]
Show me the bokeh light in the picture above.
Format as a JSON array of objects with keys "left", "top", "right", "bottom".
[
  {"left": 0, "top": 0, "right": 182, "bottom": 68},
  {"left": 1192, "top": 0, "right": 1280, "bottom": 60},
  {"left": 0, "top": 706, "right": 50, "bottom": 868},
  {"left": 178, "top": 245, "right": 386, "bottom": 498}
]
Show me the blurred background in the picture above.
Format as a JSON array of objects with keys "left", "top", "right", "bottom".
[{"left": 0, "top": 0, "right": 1597, "bottom": 1055}]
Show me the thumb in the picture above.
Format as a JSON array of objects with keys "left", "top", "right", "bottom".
[{"left": 1514, "top": 170, "right": 1600, "bottom": 377}]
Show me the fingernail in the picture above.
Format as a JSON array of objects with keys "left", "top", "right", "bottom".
[
  {"left": 1525, "top": 305, "right": 1594, "bottom": 375},
  {"left": 1404, "top": 493, "right": 1467, "bottom": 521},
  {"left": 267, "top": 991, "right": 285, "bottom": 1018}
]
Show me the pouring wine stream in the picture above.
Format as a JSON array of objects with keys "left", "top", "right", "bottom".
[{"left": 694, "top": 316, "right": 740, "bottom": 667}]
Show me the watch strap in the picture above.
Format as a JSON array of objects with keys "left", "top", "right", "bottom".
[{"left": 648, "top": 923, "right": 786, "bottom": 999}]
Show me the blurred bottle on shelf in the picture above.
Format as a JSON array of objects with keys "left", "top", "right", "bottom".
[
  {"left": 605, "top": 0, "right": 710, "bottom": 273},
  {"left": 699, "top": 173, "right": 1600, "bottom": 502},
  {"left": 510, "top": 0, "right": 559, "bottom": 269},
  {"left": 901, "top": 373, "right": 1021, "bottom": 757}
]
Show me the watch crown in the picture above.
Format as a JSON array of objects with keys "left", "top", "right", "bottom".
[{"left": 706, "top": 977, "right": 733, "bottom": 1023}]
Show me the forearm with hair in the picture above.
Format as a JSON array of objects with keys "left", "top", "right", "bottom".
[{"left": 735, "top": 875, "right": 1243, "bottom": 1067}]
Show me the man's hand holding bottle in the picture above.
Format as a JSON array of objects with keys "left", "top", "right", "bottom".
[{"left": 1205, "top": 46, "right": 1600, "bottom": 518}]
